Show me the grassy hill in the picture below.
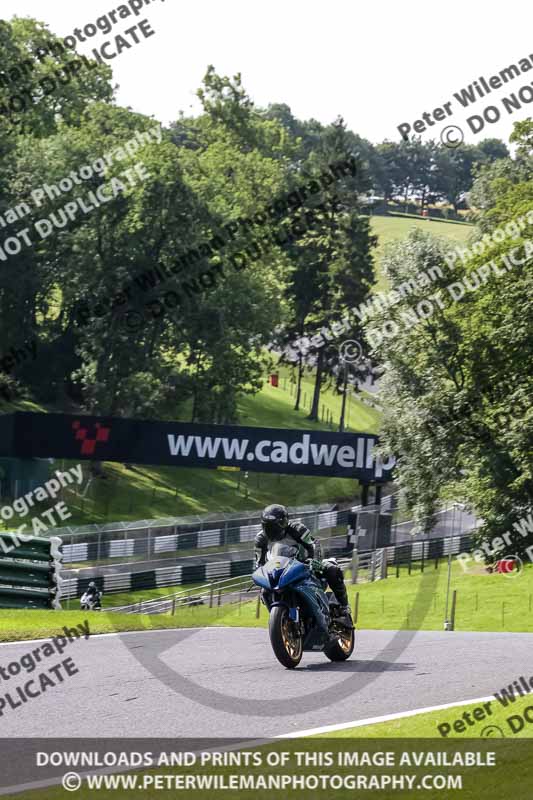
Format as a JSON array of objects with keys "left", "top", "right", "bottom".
[{"left": 370, "top": 212, "right": 472, "bottom": 291}]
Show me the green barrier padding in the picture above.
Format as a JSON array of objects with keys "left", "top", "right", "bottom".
[
  {"left": 0, "top": 546, "right": 51, "bottom": 562},
  {"left": 0, "top": 596, "right": 51, "bottom": 610},
  {"left": 0, "top": 559, "right": 52, "bottom": 588},
  {"left": 0, "top": 585, "right": 51, "bottom": 600},
  {"left": 0, "top": 533, "right": 54, "bottom": 561},
  {"left": 0, "top": 533, "right": 62, "bottom": 609}
]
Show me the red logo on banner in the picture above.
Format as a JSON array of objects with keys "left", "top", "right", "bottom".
[{"left": 72, "top": 421, "right": 111, "bottom": 456}]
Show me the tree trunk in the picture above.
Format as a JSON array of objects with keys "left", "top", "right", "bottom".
[
  {"left": 308, "top": 349, "right": 325, "bottom": 420},
  {"left": 191, "top": 351, "right": 200, "bottom": 422},
  {"left": 294, "top": 353, "right": 304, "bottom": 411},
  {"left": 338, "top": 362, "right": 348, "bottom": 432}
]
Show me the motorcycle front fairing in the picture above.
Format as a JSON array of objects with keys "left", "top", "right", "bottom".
[
  {"left": 253, "top": 555, "right": 291, "bottom": 591},
  {"left": 289, "top": 572, "right": 331, "bottom": 642},
  {"left": 252, "top": 555, "right": 330, "bottom": 645},
  {"left": 252, "top": 554, "right": 310, "bottom": 590}
]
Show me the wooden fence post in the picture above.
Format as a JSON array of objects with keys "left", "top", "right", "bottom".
[
  {"left": 351, "top": 549, "right": 359, "bottom": 585},
  {"left": 450, "top": 589, "right": 457, "bottom": 631},
  {"left": 381, "top": 550, "right": 388, "bottom": 580}
]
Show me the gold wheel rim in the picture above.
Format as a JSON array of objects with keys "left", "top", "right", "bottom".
[
  {"left": 337, "top": 630, "right": 353, "bottom": 653},
  {"left": 281, "top": 612, "right": 302, "bottom": 660}
]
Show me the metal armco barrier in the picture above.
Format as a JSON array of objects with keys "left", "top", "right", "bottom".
[
  {"left": 350, "top": 533, "right": 474, "bottom": 584},
  {"left": 0, "top": 533, "right": 63, "bottom": 610},
  {"left": 59, "top": 507, "right": 349, "bottom": 565},
  {"left": 61, "top": 556, "right": 255, "bottom": 600},
  {"left": 69, "top": 531, "right": 477, "bottom": 608},
  {"left": 385, "top": 533, "right": 474, "bottom": 564}
]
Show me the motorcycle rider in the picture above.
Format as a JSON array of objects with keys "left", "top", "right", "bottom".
[
  {"left": 84, "top": 581, "right": 102, "bottom": 609},
  {"left": 254, "top": 503, "right": 351, "bottom": 619}
]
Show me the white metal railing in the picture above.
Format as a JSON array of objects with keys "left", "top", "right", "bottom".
[{"left": 105, "top": 574, "right": 256, "bottom": 615}]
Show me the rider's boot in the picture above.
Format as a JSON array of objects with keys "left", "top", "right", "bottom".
[
  {"left": 333, "top": 584, "right": 352, "bottom": 624},
  {"left": 322, "top": 560, "right": 352, "bottom": 623}
]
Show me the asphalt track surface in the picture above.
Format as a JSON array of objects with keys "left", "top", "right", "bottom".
[{"left": 0, "top": 627, "right": 530, "bottom": 738}]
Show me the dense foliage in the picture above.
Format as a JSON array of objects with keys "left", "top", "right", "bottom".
[
  {"left": 0, "top": 17, "right": 513, "bottom": 442},
  {"left": 370, "top": 123, "right": 532, "bottom": 553}
]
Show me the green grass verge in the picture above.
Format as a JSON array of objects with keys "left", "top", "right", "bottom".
[
  {"left": 0, "top": 609, "right": 212, "bottom": 643},
  {"left": 324, "top": 694, "right": 533, "bottom": 739},
  {"left": 347, "top": 560, "right": 533, "bottom": 633},
  {"left": 4, "top": 559, "right": 533, "bottom": 643},
  {"left": 98, "top": 579, "right": 250, "bottom": 609}
]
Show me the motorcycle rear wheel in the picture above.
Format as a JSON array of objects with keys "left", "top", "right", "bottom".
[
  {"left": 269, "top": 606, "right": 303, "bottom": 669},
  {"left": 324, "top": 627, "right": 355, "bottom": 661}
]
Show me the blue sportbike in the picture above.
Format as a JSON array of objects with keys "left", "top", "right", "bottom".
[{"left": 252, "top": 542, "right": 355, "bottom": 668}]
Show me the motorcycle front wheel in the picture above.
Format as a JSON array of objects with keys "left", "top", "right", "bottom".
[{"left": 269, "top": 606, "right": 303, "bottom": 669}]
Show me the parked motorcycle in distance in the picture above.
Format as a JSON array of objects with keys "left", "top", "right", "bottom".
[
  {"left": 80, "top": 590, "right": 103, "bottom": 611},
  {"left": 252, "top": 542, "right": 355, "bottom": 668}
]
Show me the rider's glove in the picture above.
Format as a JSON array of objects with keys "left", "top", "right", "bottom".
[{"left": 306, "top": 558, "right": 322, "bottom": 574}]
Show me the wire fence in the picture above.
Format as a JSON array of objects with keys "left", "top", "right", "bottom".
[{"left": 106, "top": 529, "right": 476, "bottom": 617}]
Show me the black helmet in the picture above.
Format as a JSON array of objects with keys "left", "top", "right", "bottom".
[
  {"left": 88, "top": 581, "right": 96, "bottom": 589},
  {"left": 261, "top": 504, "right": 289, "bottom": 541}
]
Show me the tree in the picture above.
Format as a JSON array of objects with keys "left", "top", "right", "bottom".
[
  {"left": 367, "top": 127, "right": 532, "bottom": 549},
  {"left": 163, "top": 69, "right": 294, "bottom": 423},
  {"left": 282, "top": 118, "right": 376, "bottom": 420},
  {"left": 477, "top": 138, "right": 510, "bottom": 162},
  {"left": 0, "top": 19, "right": 113, "bottom": 406},
  {"left": 1, "top": 18, "right": 112, "bottom": 138},
  {"left": 432, "top": 144, "right": 479, "bottom": 212}
]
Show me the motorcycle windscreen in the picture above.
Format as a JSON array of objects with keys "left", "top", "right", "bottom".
[{"left": 268, "top": 543, "right": 299, "bottom": 558}]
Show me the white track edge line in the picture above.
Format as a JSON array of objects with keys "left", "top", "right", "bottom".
[
  {"left": 0, "top": 626, "right": 229, "bottom": 648},
  {"left": 276, "top": 695, "right": 496, "bottom": 738}
]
